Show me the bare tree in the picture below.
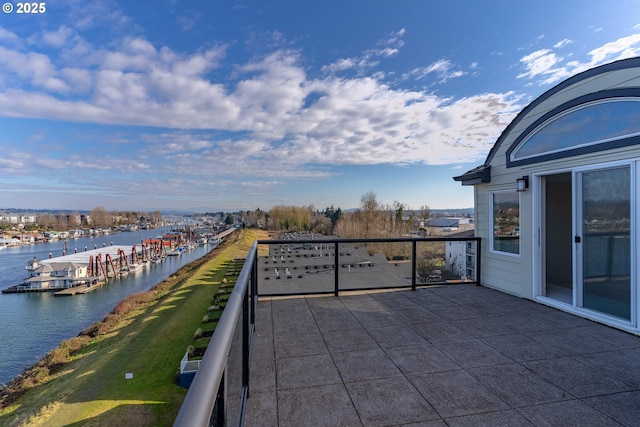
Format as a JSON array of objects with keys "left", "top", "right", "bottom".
[
  {"left": 267, "top": 205, "right": 314, "bottom": 231},
  {"left": 418, "top": 204, "right": 431, "bottom": 236},
  {"left": 90, "top": 206, "right": 111, "bottom": 228},
  {"left": 393, "top": 200, "right": 406, "bottom": 234},
  {"left": 360, "top": 191, "right": 380, "bottom": 238}
]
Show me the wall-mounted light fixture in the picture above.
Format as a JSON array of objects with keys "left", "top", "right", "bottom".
[{"left": 516, "top": 175, "right": 529, "bottom": 192}]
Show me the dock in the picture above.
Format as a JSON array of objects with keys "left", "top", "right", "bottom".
[
  {"left": 2, "top": 244, "right": 152, "bottom": 294},
  {"left": 54, "top": 281, "right": 106, "bottom": 296}
]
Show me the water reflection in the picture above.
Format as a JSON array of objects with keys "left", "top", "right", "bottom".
[{"left": 0, "top": 227, "right": 213, "bottom": 386}]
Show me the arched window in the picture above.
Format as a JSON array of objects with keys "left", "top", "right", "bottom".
[{"left": 507, "top": 92, "right": 640, "bottom": 167}]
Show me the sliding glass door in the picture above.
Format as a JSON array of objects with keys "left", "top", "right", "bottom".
[{"left": 577, "top": 166, "right": 631, "bottom": 320}]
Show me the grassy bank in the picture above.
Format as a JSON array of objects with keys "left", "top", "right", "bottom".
[{"left": 0, "top": 228, "right": 270, "bottom": 427}]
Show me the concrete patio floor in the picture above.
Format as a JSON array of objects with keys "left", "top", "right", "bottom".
[{"left": 243, "top": 284, "right": 640, "bottom": 426}]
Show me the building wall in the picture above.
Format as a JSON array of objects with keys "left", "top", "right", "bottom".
[{"left": 477, "top": 61, "right": 640, "bottom": 300}]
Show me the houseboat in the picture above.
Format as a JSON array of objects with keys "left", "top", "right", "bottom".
[{"left": 2, "top": 257, "right": 99, "bottom": 293}]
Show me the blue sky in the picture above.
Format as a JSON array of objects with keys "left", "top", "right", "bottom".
[{"left": 1, "top": 1, "right": 639, "bottom": 212}]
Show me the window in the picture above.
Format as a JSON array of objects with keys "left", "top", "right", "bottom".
[
  {"left": 507, "top": 94, "right": 640, "bottom": 167},
  {"left": 491, "top": 191, "right": 520, "bottom": 255}
]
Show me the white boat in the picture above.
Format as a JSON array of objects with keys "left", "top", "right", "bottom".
[{"left": 166, "top": 247, "right": 183, "bottom": 256}]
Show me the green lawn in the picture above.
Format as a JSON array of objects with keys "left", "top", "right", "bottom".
[{"left": 0, "top": 228, "right": 269, "bottom": 427}]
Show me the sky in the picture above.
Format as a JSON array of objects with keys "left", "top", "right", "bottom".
[{"left": 1, "top": 1, "right": 640, "bottom": 213}]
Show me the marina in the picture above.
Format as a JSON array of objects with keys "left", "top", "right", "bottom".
[
  {"left": 1, "top": 230, "right": 224, "bottom": 295},
  {"left": 2, "top": 246, "right": 146, "bottom": 295},
  {"left": 0, "top": 226, "right": 222, "bottom": 386}
]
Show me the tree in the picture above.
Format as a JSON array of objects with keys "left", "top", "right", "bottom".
[
  {"left": 360, "top": 191, "right": 380, "bottom": 238},
  {"left": 90, "top": 207, "right": 111, "bottom": 228},
  {"left": 153, "top": 210, "right": 162, "bottom": 226},
  {"left": 393, "top": 200, "right": 406, "bottom": 233},
  {"left": 419, "top": 204, "right": 431, "bottom": 221},
  {"left": 324, "top": 206, "right": 342, "bottom": 228},
  {"left": 418, "top": 204, "right": 431, "bottom": 236},
  {"left": 37, "top": 213, "right": 55, "bottom": 229},
  {"left": 267, "top": 205, "right": 313, "bottom": 231}
]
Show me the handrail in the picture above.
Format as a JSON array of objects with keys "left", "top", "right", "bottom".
[
  {"left": 174, "top": 236, "right": 480, "bottom": 426},
  {"left": 257, "top": 236, "right": 482, "bottom": 294},
  {"left": 173, "top": 241, "right": 257, "bottom": 427},
  {"left": 257, "top": 236, "right": 479, "bottom": 244}
]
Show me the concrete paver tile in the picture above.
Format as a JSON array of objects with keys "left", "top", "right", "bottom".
[
  {"left": 524, "top": 356, "right": 632, "bottom": 398},
  {"left": 583, "top": 390, "right": 640, "bottom": 426},
  {"left": 434, "top": 338, "right": 514, "bottom": 368},
  {"left": 444, "top": 409, "right": 534, "bottom": 427},
  {"left": 274, "top": 331, "right": 327, "bottom": 358},
  {"left": 345, "top": 376, "right": 439, "bottom": 426},
  {"left": 409, "top": 370, "right": 509, "bottom": 418},
  {"left": 277, "top": 384, "right": 362, "bottom": 427},
  {"left": 479, "top": 334, "right": 564, "bottom": 362},
  {"left": 276, "top": 353, "right": 341, "bottom": 390},
  {"left": 332, "top": 348, "right": 402, "bottom": 383},
  {"left": 366, "top": 325, "right": 427, "bottom": 348},
  {"left": 468, "top": 363, "right": 572, "bottom": 408},
  {"left": 322, "top": 327, "right": 378, "bottom": 353},
  {"left": 517, "top": 399, "right": 621, "bottom": 427},
  {"left": 385, "top": 343, "right": 460, "bottom": 375},
  {"left": 412, "top": 321, "right": 472, "bottom": 343}
]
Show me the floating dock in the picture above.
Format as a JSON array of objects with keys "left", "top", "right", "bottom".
[
  {"left": 54, "top": 281, "right": 106, "bottom": 296},
  {"left": 2, "top": 245, "right": 151, "bottom": 294}
]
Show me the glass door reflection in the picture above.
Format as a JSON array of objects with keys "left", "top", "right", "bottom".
[{"left": 579, "top": 166, "right": 631, "bottom": 320}]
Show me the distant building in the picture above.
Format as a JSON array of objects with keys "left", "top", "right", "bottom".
[
  {"left": 426, "top": 217, "right": 471, "bottom": 229},
  {"left": 444, "top": 229, "right": 476, "bottom": 280},
  {"left": 0, "top": 214, "right": 37, "bottom": 224},
  {"left": 0, "top": 237, "right": 21, "bottom": 248}
]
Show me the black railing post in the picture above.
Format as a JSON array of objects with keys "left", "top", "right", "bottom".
[
  {"left": 411, "top": 240, "right": 417, "bottom": 291},
  {"left": 334, "top": 242, "right": 339, "bottom": 296},
  {"left": 475, "top": 238, "right": 482, "bottom": 286},
  {"left": 251, "top": 251, "right": 257, "bottom": 324},
  {"left": 211, "top": 373, "right": 225, "bottom": 426},
  {"left": 242, "top": 286, "right": 249, "bottom": 396}
]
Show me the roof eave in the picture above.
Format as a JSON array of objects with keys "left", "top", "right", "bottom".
[{"left": 452, "top": 165, "right": 491, "bottom": 186}]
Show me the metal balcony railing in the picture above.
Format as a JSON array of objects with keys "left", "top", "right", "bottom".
[{"left": 173, "top": 236, "right": 481, "bottom": 427}]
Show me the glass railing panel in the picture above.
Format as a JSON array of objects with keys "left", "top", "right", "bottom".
[
  {"left": 223, "top": 299, "right": 244, "bottom": 425},
  {"left": 415, "top": 239, "right": 476, "bottom": 285},
  {"left": 338, "top": 240, "right": 413, "bottom": 291},
  {"left": 257, "top": 239, "right": 335, "bottom": 295}
]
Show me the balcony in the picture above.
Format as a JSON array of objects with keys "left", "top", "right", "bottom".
[{"left": 175, "top": 236, "right": 640, "bottom": 426}]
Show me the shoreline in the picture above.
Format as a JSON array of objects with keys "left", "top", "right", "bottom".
[{"left": 0, "top": 229, "right": 240, "bottom": 414}]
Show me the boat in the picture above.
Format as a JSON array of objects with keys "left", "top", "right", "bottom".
[
  {"left": 166, "top": 247, "right": 183, "bottom": 256},
  {"left": 2, "top": 257, "right": 99, "bottom": 293}
]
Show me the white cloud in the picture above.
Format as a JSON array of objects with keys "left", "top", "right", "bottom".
[
  {"left": 553, "top": 38, "right": 573, "bottom": 49},
  {"left": 405, "top": 59, "right": 467, "bottom": 83},
  {"left": 518, "top": 33, "right": 640, "bottom": 85},
  {"left": 0, "top": 47, "right": 69, "bottom": 92},
  {"left": 0, "top": 26, "right": 18, "bottom": 43},
  {"left": 322, "top": 28, "right": 405, "bottom": 74},
  {"left": 0, "top": 27, "right": 522, "bottom": 183},
  {"left": 0, "top": 156, "right": 25, "bottom": 174},
  {"left": 588, "top": 33, "right": 640, "bottom": 63},
  {"left": 41, "top": 26, "right": 76, "bottom": 48},
  {"left": 517, "top": 49, "right": 562, "bottom": 79}
]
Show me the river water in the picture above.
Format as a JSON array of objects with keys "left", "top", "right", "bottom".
[{"left": 0, "top": 227, "right": 214, "bottom": 386}]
